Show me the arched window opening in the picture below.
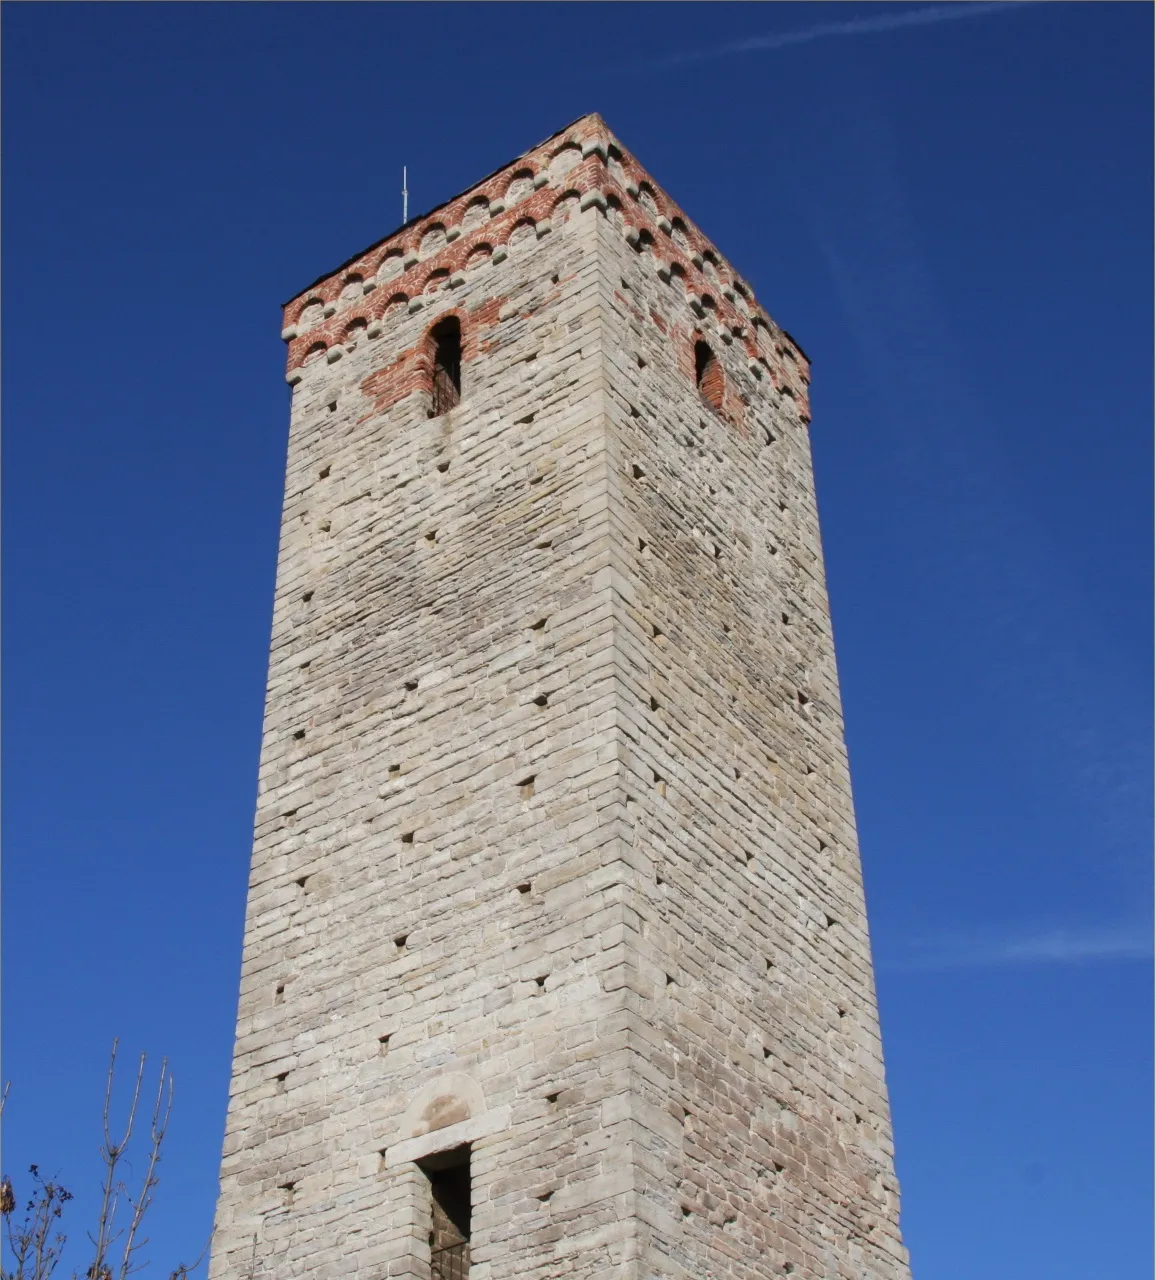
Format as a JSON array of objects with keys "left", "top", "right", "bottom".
[
  {"left": 695, "top": 340, "right": 724, "bottom": 413},
  {"left": 430, "top": 317, "right": 462, "bottom": 417}
]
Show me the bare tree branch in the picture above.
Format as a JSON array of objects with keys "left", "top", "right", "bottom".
[
  {"left": 116, "top": 1061, "right": 172, "bottom": 1279},
  {"left": 1, "top": 1166, "right": 72, "bottom": 1280},
  {"left": 89, "top": 1040, "right": 136, "bottom": 1278},
  {"left": 2, "top": 1049, "right": 201, "bottom": 1280}
]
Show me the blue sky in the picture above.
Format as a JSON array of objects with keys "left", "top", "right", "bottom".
[{"left": 3, "top": 3, "right": 1150, "bottom": 1276}]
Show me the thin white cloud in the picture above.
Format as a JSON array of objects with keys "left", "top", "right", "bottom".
[
  {"left": 885, "top": 926, "right": 1153, "bottom": 972},
  {"left": 626, "top": 2, "right": 1027, "bottom": 73}
]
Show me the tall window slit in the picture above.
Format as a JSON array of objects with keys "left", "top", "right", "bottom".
[
  {"left": 430, "top": 317, "right": 462, "bottom": 416},
  {"left": 694, "top": 339, "right": 724, "bottom": 413}
]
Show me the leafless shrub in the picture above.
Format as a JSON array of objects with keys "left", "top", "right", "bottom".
[{"left": 1, "top": 1044, "right": 206, "bottom": 1280}]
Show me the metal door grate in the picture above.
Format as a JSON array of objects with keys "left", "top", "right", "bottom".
[{"left": 431, "top": 1240, "right": 469, "bottom": 1280}]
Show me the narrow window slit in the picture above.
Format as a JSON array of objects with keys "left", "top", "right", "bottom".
[
  {"left": 318, "top": 466, "right": 330, "bottom": 479},
  {"left": 394, "top": 934, "right": 409, "bottom": 949},
  {"left": 694, "top": 340, "right": 724, "bottom": 412},
  {"left": 429, "top": 317, "right": 462, "bottom": 416},
  {"left": 518, "top": 775, "right": 536, "bottom": 799},
  {"left": 632, "top": 463, "right": 646, "bottom": 479},
  {"left": 401, "top": 831, "right": 415, "bottom": 845},
  {"left": 378, "top": 1034, "right": 391, "bottom": 1055}
]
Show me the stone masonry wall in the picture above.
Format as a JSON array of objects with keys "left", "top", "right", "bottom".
[
  {"left": 594, "top": 204, "right": 908, "bottom": 1279},
  {"left": 210, "top": 113, "right": 909, "bottom": 1280}
]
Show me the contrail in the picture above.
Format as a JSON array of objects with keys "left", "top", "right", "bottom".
[
  {"left": 625, "top": 2, "right": 1026, "bottom": 73},
  {"left": 882, "top": 926, "right": 1154, "bottom": 973}
]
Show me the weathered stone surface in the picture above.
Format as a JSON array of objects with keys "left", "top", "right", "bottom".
[{"left": 210, "top": 113, "right": 910, "bottom": 1280}]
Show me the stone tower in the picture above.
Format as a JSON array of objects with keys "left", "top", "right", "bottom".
[{"left": 210, "top": 114, "right": 911, "bottom": 1280}]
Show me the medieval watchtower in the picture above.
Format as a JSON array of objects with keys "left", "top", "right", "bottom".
[{"left": 210, "top": 114, "right": 911, "bottom": 1280}]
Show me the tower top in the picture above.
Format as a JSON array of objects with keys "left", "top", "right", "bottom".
[{"left": 279, "top": 112, "right": 810, "bottom": 403}]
